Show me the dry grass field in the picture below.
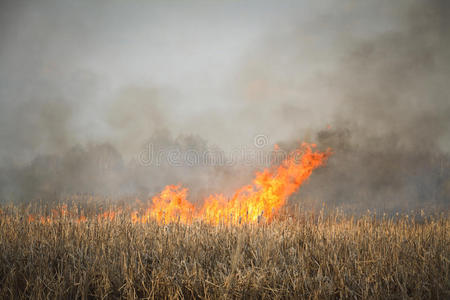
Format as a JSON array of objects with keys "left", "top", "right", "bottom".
[{"left": 0, "top": 205, "right": 448, "bottom": 299}]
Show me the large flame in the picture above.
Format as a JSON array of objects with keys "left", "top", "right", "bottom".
[
  {"left": 27, "top": 143, "right": 330, "bottom": 225},
  {"left": 134, "top": 142, "right": 330, "bottom": 225},
  {"left": 201, "top": 143, "right": 330, "bottom": 224}
]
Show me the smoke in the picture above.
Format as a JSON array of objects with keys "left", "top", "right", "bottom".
[
  {"left": 0, "top": 0, "right": 449, "bottom": 211},
  {"left": 312, "top": 0, "right": 450, "bottom": 212},
  {"left": 264, "top": 0, "right": 450, "bottom": 212}
]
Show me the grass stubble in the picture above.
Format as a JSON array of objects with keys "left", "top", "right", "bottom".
[{"left": 0, "top": 205, "right": 448, "bottom": 299}]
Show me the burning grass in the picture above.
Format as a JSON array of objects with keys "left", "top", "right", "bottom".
[
  {"left": 0, "top": 207, "right": 448, "bottom": 299},
  {"left": 0, "top": 143, "right": 448, "bottom": 298}
]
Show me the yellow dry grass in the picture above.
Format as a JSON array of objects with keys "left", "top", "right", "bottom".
[{"left": 0, "top": 205, "right": 448, "bottom": 299}]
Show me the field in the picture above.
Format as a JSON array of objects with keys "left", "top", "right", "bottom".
[{"left": 0, "top": 205, "right": 448, "bottom": 299}]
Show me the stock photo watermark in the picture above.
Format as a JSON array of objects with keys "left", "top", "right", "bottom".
[{"left": 137, "top": 134, "right": 298, "bottom": 168}]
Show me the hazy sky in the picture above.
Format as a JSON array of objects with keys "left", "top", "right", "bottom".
[
  {"left": 0, "top": 0, "right": 448, "bottom": 162},
  {"left": 1, "top": 0, "right": 449, "bottom": 209}
]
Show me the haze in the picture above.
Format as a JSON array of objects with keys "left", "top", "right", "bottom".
[{"left": 1, "top": 0, "right": 449, "bottom": 211}]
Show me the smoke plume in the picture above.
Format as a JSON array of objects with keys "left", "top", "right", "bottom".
[{"left": 0, "top": 0, "right": 448, "bottom": 211}]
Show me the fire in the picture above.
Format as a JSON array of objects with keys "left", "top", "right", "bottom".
[
  {"left": 145, "top": 185, "right": 194, "bottom": 224},
  {"left": 26, "top": 143, "right": 331, "bottom": 225},
  {"left": 134, "top": 142, "right": 331, "bottom": 225},
  {"left": 97, "top": 210, "right": 120, "bottom": 222},
  {"left": 200, "top": 142, "right": 330, "bottom": 224}
]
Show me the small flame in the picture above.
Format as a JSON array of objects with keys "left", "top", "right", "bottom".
[{"left": 146, "top": 185, "right": 194, "bottom": 224}]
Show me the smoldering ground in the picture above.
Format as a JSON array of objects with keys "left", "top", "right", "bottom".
[{"left": 0, "top": 0, "right": 449, "bottom": 212}]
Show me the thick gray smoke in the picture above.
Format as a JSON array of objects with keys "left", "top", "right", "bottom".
[
  {"left": 274, "top": 0, "right": 450, "bottom": 212},
  {"left": 0, "top": 0, "right": 449, "bottom": 211}
]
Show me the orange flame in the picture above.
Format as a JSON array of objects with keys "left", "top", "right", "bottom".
[
  {"left": 201, "top": 142, "right": 330, "bottom": 224},
  {"left": 25, "top": 143, "right": 331, "bottom": 226},
  {"left": 144, "top": 185, "right": 194, "bottom": 224},
  {"left": 135, "top": 143, "right": 330, "bottom": 225}
]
